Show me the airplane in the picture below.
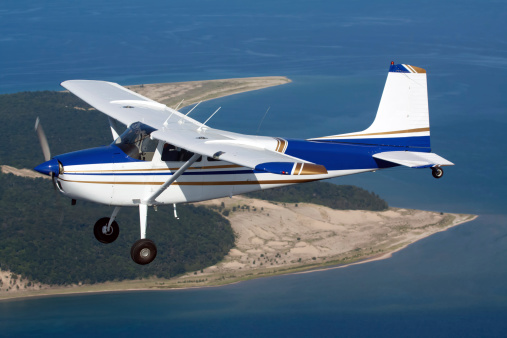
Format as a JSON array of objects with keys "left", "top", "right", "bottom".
[{"left": 33, "top": 62, "right": 453, "bottom": 265}]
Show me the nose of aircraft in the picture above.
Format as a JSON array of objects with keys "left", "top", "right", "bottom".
[{"left": 34, "top": 158, "right": 60, "bottom": 176}]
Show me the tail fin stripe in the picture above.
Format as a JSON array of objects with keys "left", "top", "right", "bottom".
[{"left": 314, "top": 127, "right": 429, "bottom": 140}]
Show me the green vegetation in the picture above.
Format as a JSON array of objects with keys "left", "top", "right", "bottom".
[
  {"left": 0, "top": 91, "right": 111, "bottom": 168},
  {"left": 0, "top": 173, "right": 234, "bottom": 285},
  {"left": 245, "top": 181, "right": 388, "bottom": 211}
]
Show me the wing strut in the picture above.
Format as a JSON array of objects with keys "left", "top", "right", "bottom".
[
  {"left": 108, "top": 117, "right": 124, "bottom": 140},
  {"left": 143, "top": 153, "right": 201, "bottom": 205}
]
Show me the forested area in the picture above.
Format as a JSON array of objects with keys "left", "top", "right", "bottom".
[
  {"left": 0, "top": 173, "right": 234, "bottom": 285},
  {"left": 0, "top": 91, "right": 111, "bottom": 168}
]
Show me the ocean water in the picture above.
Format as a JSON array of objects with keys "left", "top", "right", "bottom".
[{"left": 1, "top": 0, "right": 506, "bottom": 336}]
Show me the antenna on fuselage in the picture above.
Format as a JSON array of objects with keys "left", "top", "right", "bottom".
[
  {"left": 173, "top": 203, "right": 179, "bottom": 220},
  {"left": 185, "top": 101, "right": 202, "bottom": 116},
  {"left": 198, "top": 107, "right": 221, "bottom": 132},
  {"left": 256, "top": 106, "right": 271, "bottom": 135},
  {"left": 177, "top": 101, "right": 202, "bottom": 125},
  {"left": 174, "top": 99, "right": 185, "bottom": 110},
  {"left": 164, "top": 99, "right": 186, "bottom": 127}
]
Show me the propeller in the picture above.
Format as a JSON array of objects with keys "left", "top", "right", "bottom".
[
  {"left": 35, "top": 117, "right": 51, "bottom": 162},
  {"left": 34, "top": 117, "right": 66, "bottom": 224},
  {"left": 34, "top": 117, "right": 58, "bottom": 190}
]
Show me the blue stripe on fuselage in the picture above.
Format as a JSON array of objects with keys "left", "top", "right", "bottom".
[
  {"left": 64, "top": 169, "right": 256, "bottom": 176},
  {"left": 285, "top": 139, "right": 430, "bottom": 171},
  {"left": 315, "top": 136, "right": 431, "bottom": 148}
]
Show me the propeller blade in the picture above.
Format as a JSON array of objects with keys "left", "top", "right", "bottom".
[
  {"left": 51, "top": 172, "right": 58, "bottom": 191},
  {"left": 35, "top": 117, "right": 51, "bottom": 162}
]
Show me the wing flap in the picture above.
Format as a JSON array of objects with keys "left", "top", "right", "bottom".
[
  {"left": 151, "top": 129, "right": 327, "bottom": 175},
  {"left": 373, "top": 151, "right": 454, "bottom": 168}
]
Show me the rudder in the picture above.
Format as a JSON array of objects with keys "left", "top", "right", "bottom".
[{"left": 311, "top": 63, "right": 431, "bottom": 149}]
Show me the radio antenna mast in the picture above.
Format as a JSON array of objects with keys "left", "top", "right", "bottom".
[
  {"left": 198, "top": 107, "right": 221, "bottom": 132},
  {"left": 256, "top": 106, "right": 271, "bottom": 135}
]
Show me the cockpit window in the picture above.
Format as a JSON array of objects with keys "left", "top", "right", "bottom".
[
  {"left": 161, "top": 143, "right": 201, "bottom": 162},
  {"left": 113, "top": 122, "right": 158, "bottom": 161}
]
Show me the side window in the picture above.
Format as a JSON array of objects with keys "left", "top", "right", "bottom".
[
  {"left": 161, "top": 143, "right": 201, "bottom": 162},
  {"left": 161, "top": 144, "right": 179, "bottom": 161},
  {"left": 113, "top": 122, "right": 158, "bottom": 161}
]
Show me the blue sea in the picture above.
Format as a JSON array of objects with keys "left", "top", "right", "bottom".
[{"left": 1, "top": 0, "right": 506, "bottom": 336}]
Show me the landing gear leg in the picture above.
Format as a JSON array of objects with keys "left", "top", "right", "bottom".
[
  {"left": 93, "top": 207, "right": 121, "bottom": 244},
  {"left": 432, "top": 167, "right": 444, "bottom": 179},
  {"left": 131, "top": 204, "right": 157, "bottom": 265}
]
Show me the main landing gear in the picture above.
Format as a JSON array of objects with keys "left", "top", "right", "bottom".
[
  {"left": 93, "top": 153, "right": 201, "bottom": 265},
  {"left": 130, "top": 239, "right": 157, "bottom": 265},
  {"left": 93, "top": 217, "right": 120, "bottom": 244},
  {"left": 93, "top": 204, "right": 158, "bottom": 265},
  {"left": 432, "top": 166, "right": 444, "bottom": 179},
  {"left": 93, "top": 206, "right": 121, "bottom": 244}
]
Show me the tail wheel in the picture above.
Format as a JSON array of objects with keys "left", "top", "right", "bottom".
[
  {"left": 131, "top": 239, "right": 157, "bottom": 265},
  {"left": 432, "top": 167, "right": 444, "bottom": 179},
  {"left": 93, "top": 217, "right": 120, "bottom": 244}
]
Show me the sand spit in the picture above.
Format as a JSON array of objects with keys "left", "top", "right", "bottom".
[
  {"left": 182, "top": 197, "right": 476, "bottom": 282},
  {"left": 1, "top": 165, "right": 48, "bottom": 179},
  {"left": 0, "top": 196, "right": 476, "bottom": 300},
  {"left": 126, "top": 76, "right": 291, "bottom": 109}
]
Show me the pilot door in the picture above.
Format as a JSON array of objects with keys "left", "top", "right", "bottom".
[
  {"left": 153, "top": 142, "right": 204, "bottom": 204},
  {"left": 111, "top": 122, "right": 158, "bottom": 205}
]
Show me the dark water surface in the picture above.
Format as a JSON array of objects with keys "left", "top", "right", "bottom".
[{"left": 1, "top": 0, "right": 506, "bottom": 336}]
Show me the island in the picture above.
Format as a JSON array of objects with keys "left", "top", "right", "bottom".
[{"left": 0, "top": 77, "right": 476, "bottom": 300}]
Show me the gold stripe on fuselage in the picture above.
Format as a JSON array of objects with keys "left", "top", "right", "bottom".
[
  {"left": 64, "top": 164, "right": 243, "bottom": 174},
  {"left": 274, "top": 137, "right": 287, "bottom": 153},
  {"left": 293, "top": 162, "right": 302, "bottom": 175},
  {"left": 59, "top": 178, "right": 318, "bottom": 186}
]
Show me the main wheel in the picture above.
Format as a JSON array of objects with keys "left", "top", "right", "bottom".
[
  {"left": 432, "top": 167, "right": 444, "bottom": 179},
  {"left": 93, "top": 217, "right": 120, "bottom": 244},
  {"left": 131, "top": 239, "right": 157, "bottom": 265}
]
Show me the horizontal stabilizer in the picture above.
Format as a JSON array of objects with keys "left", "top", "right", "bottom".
[{"left": 373, "top": 151, "right": 454, "bottom": 168}]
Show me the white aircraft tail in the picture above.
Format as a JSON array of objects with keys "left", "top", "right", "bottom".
[{"left": 311, "top": 63, "right": 431, "bottom": 149}]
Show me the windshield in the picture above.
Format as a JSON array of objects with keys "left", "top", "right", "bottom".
[{"left": 113, "top": 122, "right": 158, "bottom": 161}]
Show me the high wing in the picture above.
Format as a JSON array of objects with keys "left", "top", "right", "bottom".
[
  {"left": 373, "top": 151, "right": 454, "bottom": 168},
  {"left": 61, "top": 80, "right": 327, "bottom": 176}
]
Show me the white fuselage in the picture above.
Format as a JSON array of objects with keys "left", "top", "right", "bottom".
[{"left": 57, "top": 157, "right": 370, "bottom": 206}]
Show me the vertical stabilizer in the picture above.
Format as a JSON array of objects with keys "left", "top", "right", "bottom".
[{"left": 311, "top": 63, "right": 431, "bottom": 149}]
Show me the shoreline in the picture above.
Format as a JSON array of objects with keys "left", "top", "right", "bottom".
[{"left": 0, "top": 201, "right": 477, "bottom": 301}]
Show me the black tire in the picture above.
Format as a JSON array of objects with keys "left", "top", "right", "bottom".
[
  {"left": 131, "top": 239, "right": 157, "bottom": 265},
  {"left": 93, "top": 217, "right": 120, "bottom": 244},
  {"left": 432, "top": 167, "right": 444, "bottom": 179}
]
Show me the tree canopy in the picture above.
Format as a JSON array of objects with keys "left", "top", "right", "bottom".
[{"left": 0, "top": 173, "right": 234, "bottom": 285}]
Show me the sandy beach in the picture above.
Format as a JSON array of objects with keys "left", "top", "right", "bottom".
[{"left": 0, "top": 195, "right": 476, "bottom": 300}]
